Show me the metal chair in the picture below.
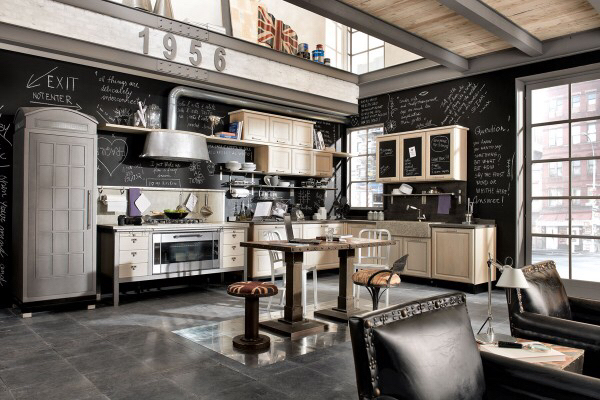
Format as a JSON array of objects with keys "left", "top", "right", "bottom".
[
  {"left": 353, "top": 228, "right": 392, "bottom": 307},
  {"left": 264, "top": 230, "right": 318, "bottom": 315}
]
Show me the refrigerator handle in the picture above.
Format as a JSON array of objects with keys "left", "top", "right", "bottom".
[{"left": 87, "top": 190, "right": 92, "bottom": 230}]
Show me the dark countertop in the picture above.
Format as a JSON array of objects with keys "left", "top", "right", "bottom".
[{"left": 433, "top": 223, "right": 496, "bottom": 229}]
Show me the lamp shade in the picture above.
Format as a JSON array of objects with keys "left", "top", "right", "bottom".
[{"left": 496, "top": 266, "right": 529, "bottom": 289}]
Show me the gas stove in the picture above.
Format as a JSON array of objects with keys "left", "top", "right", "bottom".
[{"left": 146, "top": 218, "right": 204, "bottom": 225}]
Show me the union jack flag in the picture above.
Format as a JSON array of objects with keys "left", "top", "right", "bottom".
[
  {"left": 274, "top": 20, "right": 298, "bottom": 54},
  {"left": 257, "top": 5, "right": 275, "bottom": 48}
]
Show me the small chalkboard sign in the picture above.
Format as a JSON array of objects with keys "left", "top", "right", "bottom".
[
  {"left": 429, "top": 133, "right": 451, "bottom": 176},
  {"left": 378, "top": 139, "right": 397, "bottom": 178},
  {"left": 402, "top": 136, "right": 423, "bottom": 177}
]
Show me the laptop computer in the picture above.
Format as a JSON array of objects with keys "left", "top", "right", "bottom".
[{"left": 284, "top": 214, "right": 322, "bottom": 244}]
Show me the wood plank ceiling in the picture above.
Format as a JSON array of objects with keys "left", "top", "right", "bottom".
[{"left": 339, "top": 0, "right": 600, "bottom": 58}]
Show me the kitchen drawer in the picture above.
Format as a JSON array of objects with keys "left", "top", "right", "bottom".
[
  {"left": 119, "top": 235, "right": 148, "bottom": 250},
  {"left": 119, "top": 250, "right": 148, "bottom": 265},
  {"left": 223, "top": 255, "right": 244, "bottom": 269},
  {"left": 224, "top": 230, "right": 245, "bottom": 244},
  {"left": 118, "top": 263, "right": 148, "bottom": 278},
  {"left": 120, "top": 231, "right": 148, "bottom": 238},
  {"left": 223, "top": 243, "right": 244, "bottom": 256}
]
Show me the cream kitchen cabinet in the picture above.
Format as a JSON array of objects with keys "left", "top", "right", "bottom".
[
  {"left": 387, "top": 235, "right": 430, "bottom": 278},
  {"left": 255, "top": 146, "right": 292, "bottom": 174},
  {"left": 229, "top": 110, "right": 269, "bottom": 142},
  {"left": 292, "top": 149, "right": 314, "bottom": 175},
  {"left": 250, "top": 224, "right": 300, "bottom": 278},
  {"left": 400, "top": 132, "right": 426, "bottom": 181},
  {"left": 292, "top": 121, "right": 314, "bottom": 148},
  {"left": 222, "top": 228, "right": 246, "bottom": 271},
  {"left": 303, "top": 223, "right": 343, "bottom": 270},
  {"left": 375, "top": 135, "right": 400, "bottom": 182},
  {"left": 426, "top": 126, "right": 468, "bottom": 181},
  {"left": 270, "top": 117, "right": 293, "bottom": 145},
  {"left": 314, "top": 152, "right": 333, "bottom": 177},
  {"left": 431, "top": 226, "right": 495, "bottom": 285}
]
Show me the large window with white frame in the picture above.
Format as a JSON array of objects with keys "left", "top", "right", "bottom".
[
  {"left": 347, "top": 28, "right": 384, "bottom": 74},
  {"left": 527, "top": 73, "right": 600, "bottom": 282},
  {"left": 347, "top": 125, "right": 384, "bottom": 209}
]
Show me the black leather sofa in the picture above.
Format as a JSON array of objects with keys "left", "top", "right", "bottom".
[
  {"left": 505, "top": 260, "right": 600, "bottom": 378},
  {"left": 349, "top": 292, "right": 600, "bottom": 400}
]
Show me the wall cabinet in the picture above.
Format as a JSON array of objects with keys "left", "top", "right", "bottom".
[
  {"left": 431, "top": 227, "right": 495, "bottom": 285},
  {"left": 229, "top": 110, "right": 269, "bottom": 142},
  {"left": 292, "top": 121, "right": 314, "bottom": 148},
  {"left": 292, "top": 149, "right": 314, "bottom": 175},
  {"left": 375, "top": 125, "right": 468, "bottom": 183},
  {"left": 314, "top": 152, "right": 333, "bottom": 177},
  {"left": 255, "top": 146, "right": 292, "bottom": 174},
  {"left": 270, "top": 117, "right": 293, "bottom": 145}
]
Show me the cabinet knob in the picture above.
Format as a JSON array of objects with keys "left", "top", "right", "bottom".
[
  {"left": 232, "top": 234, "right": 237, "bottom": 238},
  {"left": 232, "top": 257, "right": 236, "bottom": 261},
  {"left": 131, "top": 252, "right": 137, "bottom": 257},
  {"left": 131, "top": 265, "right": 137, "bottom": 270},
  {"left": 232, "top": 246, "right": 237, "bottom": 250},
  {"left": 132, "top": 239, "right": 137, "bottom": 243}
]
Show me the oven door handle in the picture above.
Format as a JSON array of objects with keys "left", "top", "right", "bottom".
[{"left": 173, "top": 234, "right": 204, "bottom": 239}]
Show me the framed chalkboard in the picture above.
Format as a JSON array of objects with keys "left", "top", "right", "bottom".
[
  {"left": 429, "top": 133, "right": 451, "bottom": 176},
  {"left": 377, "top": 138, "right": 397, "bottom": 179},
  {"left": 402, "top": 136, "right": 423, "bottom": 177}
]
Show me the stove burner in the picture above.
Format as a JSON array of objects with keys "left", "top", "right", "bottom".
[{"left": 147, "top": 218, "right": 203, "bottom": 225}]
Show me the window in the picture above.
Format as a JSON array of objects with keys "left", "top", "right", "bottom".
[
  {"left": 347, "top": 125, "right": 383, "bottom": 209},
  {"left": 325, "top": 19, "right": 346, "bottom": 69},
  {"left": 527, "top": 74, "right": 600, "bottom": 283},
  {"left": 348, "top": 29, "right": 384, "bottom": 74}
]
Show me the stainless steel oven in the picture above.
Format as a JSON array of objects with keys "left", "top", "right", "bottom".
[{"left": 152, "top": 230, "right": 221, "bottom": 274}]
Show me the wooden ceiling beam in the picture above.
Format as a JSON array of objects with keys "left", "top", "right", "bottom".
[
  {"left": 283, "top": 0, "right": 469, "bottom": 71},
  {"left": 588, "top": 0, "right": 600, "bottom": 14},
  {"left": 438, "top": 0, "right": 543, "bottom": 56}
]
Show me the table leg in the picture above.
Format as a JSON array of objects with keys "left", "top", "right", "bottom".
[
  {"left": 315, "top": 248, "right": 364, "bottom": 322},
  {"left": 259, "top": 251, "right": 326, "bottom": 339}
]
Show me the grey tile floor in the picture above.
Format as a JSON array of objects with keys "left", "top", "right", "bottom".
[{"left": 0, "top": 273, "right": 509, "bottom": 400}]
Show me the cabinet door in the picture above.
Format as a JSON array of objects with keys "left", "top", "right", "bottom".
[
  {"left": 242, "top": 113, "right": 269, "bottom": 141},
  {"left": 432, "top": 229, "right": 473, "bottom": 283},
  {"left": 292, "top": 121, "right": 313, "bottom": 148},
  {"left": 376, "top": 135, "right": 399, "bottom": 182},
  {"left": 401, "top": 132, "right": 426, "bottom": 181},
  {"left": 314, "top": 153, "right": 333, "bottom": 177},
  {"left": 320, "top": 223, "right": 343, "bottom": 267},
  {"left": 28, "top": 133, "right": 96, "bottom": 298},
  {"left": 292, "top": 149, "right": 314, "bottom": 175},
  {"left": 268, "top": 147, "right": 292, "bottom": 174},
  {"left": 251, "top": 224, "right": 299, "bottom": 278},
  {"left": 302, "top": 224, "right": 323, "bottom": 267},
  {"left": 402, "top": 238, "right": 431, "bottom": 277},
  {"left": 269, "top": 117, "right": 292, "bottom": 145},
  {"left": 426, "top": 130, "right": 453, "bottom": 180}
]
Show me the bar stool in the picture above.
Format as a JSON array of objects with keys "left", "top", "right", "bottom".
[
  {"left": 352, "top": 255, "right": 408, "bottom": 310},
  {"left": 227, "top": 281, "right": 278, "bottom": 351},
  {"left": 264, "top": 230, "right": 318, "bottom": 315},
  {"left": 353, "top": 228, "right": 392, "bottom": 307}
]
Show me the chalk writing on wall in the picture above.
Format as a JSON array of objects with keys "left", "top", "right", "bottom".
[
  {"left": 26, "top": 66, "right": 82, "bottom": 111},
  {"left": 97, "top": 135, "right": 128, "bottom": 177},
  {"left": 0, "top": 105, "right": 10, "bottom": 287}
]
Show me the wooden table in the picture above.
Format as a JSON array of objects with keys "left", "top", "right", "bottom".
[{"left": 241, "top": 238, "right": 396, "bottom": 339}]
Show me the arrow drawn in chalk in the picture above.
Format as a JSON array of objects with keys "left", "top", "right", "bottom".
[
  {"left": 30, "top": 100, "right": 82, "bottom": 111},
  {"left": 26, "top": 66, "right": 58, "bottom": 89}
]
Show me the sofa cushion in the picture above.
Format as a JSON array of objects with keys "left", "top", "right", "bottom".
[{"left": 520, "top": 260, "right": 572, "bottom": 320}]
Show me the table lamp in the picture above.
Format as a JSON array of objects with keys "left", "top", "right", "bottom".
[{"left": 476, "top": 254, "right": 529, "bottom": 344}]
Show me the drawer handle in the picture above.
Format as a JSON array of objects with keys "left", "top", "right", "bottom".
[
  {"left": 232, "top": 257, "right": 236, "bottom": 261},
  {"left": 232, "top": 234, "right": 237, "bottom": 238},
  {"left": 132, "top": 239, "right": 137, "bottom": 243},
  {"left": 275, "top": 169, "right": 285, "bottom": 172},
  {"left": 131, "top": 252, "right": 137, "bottom": 257},
  {"left": 131, "top": 265, "right": 137, "bottom": 270},
  {"left": 232, "top": 246, "right": 237, "bottom": 250}
]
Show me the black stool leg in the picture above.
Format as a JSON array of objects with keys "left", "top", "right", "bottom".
[{"left": 233, "top": 296, "right": 271, "bottom": 351}]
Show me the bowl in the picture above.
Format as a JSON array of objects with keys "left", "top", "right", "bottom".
[
  {"left": 164, "top": 210, "right": 189, "bottom": 219},
  {"left": 241, "top": 165, "right": 256, "bottom": 171},
  {"left": 242, "top": 162, "right": 256, "bottom": 168},
  {"left": 399, "top": 183, "right": 413, "bottom": 194},
  {"left": 225, "top": 161, "right": 241, "bottom": 171},
  {"left": 278, "top": 182, "right": 291, "bottom": 187}
]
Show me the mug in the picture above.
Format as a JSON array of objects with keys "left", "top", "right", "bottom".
[{"left": 271, "top": 176, "right": 280, "bottom": 186}]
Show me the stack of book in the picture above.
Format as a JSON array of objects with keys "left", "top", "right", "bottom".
[{"left": 221, "top": 121, "right": 243, "bottom": 139}]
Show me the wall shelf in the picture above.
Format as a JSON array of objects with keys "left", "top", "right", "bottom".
[
  {"left": 229, "top": 184, "right": 334, "bottom": 190},
  {"left": 98, "top": 123, "right": 351, "bottom": 158},
  {"left": 383, "top": 192, "right": 460, "bottom": 205}
]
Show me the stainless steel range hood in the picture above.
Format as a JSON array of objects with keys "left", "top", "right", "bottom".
[{"left": 140, "top": 130, "right": 210, "bottom": 162}]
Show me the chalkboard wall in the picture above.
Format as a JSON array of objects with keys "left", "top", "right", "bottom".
[
  {"left": 353, "top": 50, "right": 600, "bottom": 262},
  {"left": 0, "top": 49, "right": 344, "bottom": 304}
]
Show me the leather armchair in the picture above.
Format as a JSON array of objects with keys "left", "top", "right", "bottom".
[
  {"left": 349, "top": 292, "right": 600, "bottom": 400},
  {"left": 505, "top": 260, "right": 600, "bottom": 378}
]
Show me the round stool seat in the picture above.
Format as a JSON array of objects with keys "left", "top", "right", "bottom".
[
  {"left": 352, "top": 269, "right": 401, "bottom": 288},
  {"left": 227, "top": 281, "right": 278, "bottom": 298}
]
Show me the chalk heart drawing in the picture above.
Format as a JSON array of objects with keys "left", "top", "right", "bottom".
[{"left": 98, "top": 137, "right": 128, "bottom": 177}]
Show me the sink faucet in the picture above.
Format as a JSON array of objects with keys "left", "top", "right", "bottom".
[{"left": 406, "top": 205, "right": 426, "bottom": 222}]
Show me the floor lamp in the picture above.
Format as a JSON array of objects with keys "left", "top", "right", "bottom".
[{"left": 476, "top": 254, "right": 529, "bottom": 344}]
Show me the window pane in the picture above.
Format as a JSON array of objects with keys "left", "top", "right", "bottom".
[
  {"left": 572, "top": 160, "right": 599, "bottom": 196},
  {"left": 351, "top": 53, "right": 368, "bottom": 74},
  {"left": 571, "top": 200, "right": 600, "bottom": 237},
  {"left": 531, "top": 200, "right": 569, "bottom": 234},
  {"left": 369, "top": 36, "right": 384, "bottom": 49},
  {"left": 351, "top": 31, "right": 368, "bottom": 54},
  {"left": 530, "top": 161, "right": 569, "bottom": 197},
  {"left": 531, "top": 238, "right": 569, "bottom": 278},
  {"left": 531, "top": 84, "right": 568, "bottom": 124},
  {"left": 349, "top": 182, "right": 367, "bottom": 208},
  {"left": 350, "top": 156, "right": 367, "bottom": 180},
  {"left": 369, "top": 47, "right": 384, "bottom": 72},
  {"left": 350, "top": 129, "right": 368, "bottom": 154},
  {"left": 572, "top": 239, "right": 600, "bottom": 282},
  {"left": 367, "top": 155, "right": 376, "bottom": 180},
  {"left": 571, "top": 79, "right": 600, "bottom": 118},
  {"left": 532, "top": 123, "right": 568, "bottom": 160},
  {"left": 571, "top": 120, "right": 598, "bottom": 158},
  {"left": 367, "top": 126, "right": 383, "bottom": 153},
  {"left": 367, "top": 183, "right": 383, "bottom": 208}
]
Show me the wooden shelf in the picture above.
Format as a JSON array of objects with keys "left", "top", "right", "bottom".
[
  {"left": 98, "top": 123, "right": 351, "bottom": 158},
  {"left": 383, "top": 193, "right": 456, "bottom": 197},
  {"left": 229, "top": 184, "right": 335, "bottom": 190}
]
